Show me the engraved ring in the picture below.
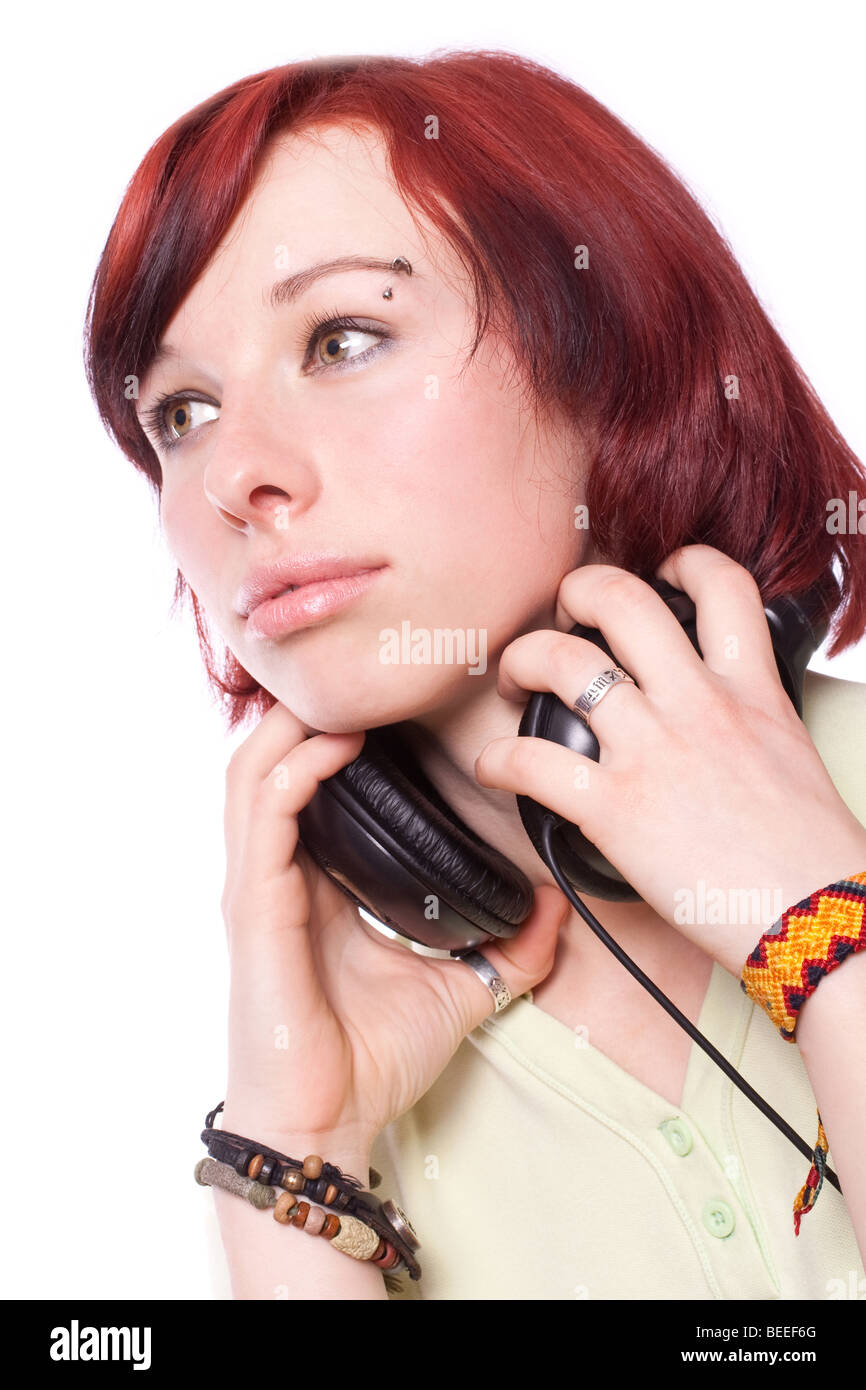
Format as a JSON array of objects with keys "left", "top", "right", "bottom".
[
  {"left": 456, "top": 949, "right": 513, "bottom": 1013},
  {"left": 573, "top": 666, "right": 636, "bottom": 729}
]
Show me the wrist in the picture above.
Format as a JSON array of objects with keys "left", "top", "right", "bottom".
[
  {"left": 216, "top": 1105, "right": 377, "bottom": 1177},
  {"left": 795, "top": 943, "right": 866, "bottom": 1060},
  {"left": 739, "top": 868, "right": 866, "bottom": 1045},
  {"left": 704, "top": 850, "right": 866, "bottom": 977}
]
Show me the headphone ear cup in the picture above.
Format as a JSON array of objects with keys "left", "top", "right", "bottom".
[
  {"left": 296, "top": 726, "right": 534, "bottom": 954},
  {"left": 516, "top": 633, "right": 640, "bottom": 901},
  {"left": 515, "top": 577, "right": 820, "bottom": 900}
]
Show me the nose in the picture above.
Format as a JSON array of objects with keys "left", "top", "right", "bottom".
[{"left": 201, "top": 386, "right": 320, "bottom": 533}]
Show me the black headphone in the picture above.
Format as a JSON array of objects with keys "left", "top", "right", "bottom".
[{"left": 296, "top": 577, "right": 841, "bottom": 1192}]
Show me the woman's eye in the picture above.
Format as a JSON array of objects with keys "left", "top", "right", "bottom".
[
  {"left": 162, "top": 397, "right": 219, "bottom": 441},
  {"left": 311, "top": 323, "right": 382, "bottom": 370},
  {"left": 140, "top": 393, "right": 220, "bottom": 453}
]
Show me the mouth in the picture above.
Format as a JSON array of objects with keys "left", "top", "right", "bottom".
[{"left": 244, "top": 566, "right": 388, "bottom": 640}]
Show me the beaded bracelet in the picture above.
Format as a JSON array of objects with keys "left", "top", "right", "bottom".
[
  {"left": 195, "top": 1157, "right": 408, "bottom": 1289},
  {"left": 740, "top": 870, "right": 866, "bottom": 1234},
  {"left": 199, "top": 1102, "right": 422, "bottom": 1282}
]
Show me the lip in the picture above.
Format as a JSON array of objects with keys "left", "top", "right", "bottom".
[
  {"left": 236, "top": 553, "right": 388, "bottom": 618},
  {"left": 244, "top": 565, "right": 388, "bottom": 640}
]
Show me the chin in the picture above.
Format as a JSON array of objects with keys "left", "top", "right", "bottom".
[{"left": 274, "top": 665, "right": 481, "bottom": 736}]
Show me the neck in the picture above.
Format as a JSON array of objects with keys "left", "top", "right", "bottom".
[
  {"left": 393, "top": 669, "right": 699, "bottom": 987},
  {"left": 395, "top": 671, "right": 550, "bottom": 888}
]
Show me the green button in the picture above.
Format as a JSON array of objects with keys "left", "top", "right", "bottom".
[
  {"left": 702, "top": 1198, "right": 736, "bottom": 1238},
  {"left": 660, "top": 1118, "right": 693, "bottom": 1156}
]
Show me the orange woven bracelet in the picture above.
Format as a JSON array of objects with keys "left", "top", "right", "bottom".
[{"left": 740, "top": 870, "right": 866, "bottom": 1233}]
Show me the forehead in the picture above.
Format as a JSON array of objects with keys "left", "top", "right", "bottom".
[
  {"left": 256, "top": 123, "right": 406, "bottom": 219},
  {"left": 194, "top": 122, "right": 435, "bottom": 292}
]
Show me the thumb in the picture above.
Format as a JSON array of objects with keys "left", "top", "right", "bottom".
[{"left": 456, "top": 884, "right": 570, "bottom": 1022}]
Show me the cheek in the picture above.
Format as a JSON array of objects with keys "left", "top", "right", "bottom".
[
  {"left": 369, "top": 383, "right": 576, "bottom": 576},
  {"left": 158, "top": 483, "right": 214, "bottom": 590},
  {"left": 348, "top": 389, "right": 579, "bottom": 651}
]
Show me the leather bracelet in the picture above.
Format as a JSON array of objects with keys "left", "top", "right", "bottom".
[
  {"left": 195, "top": 1156, "right": 408, "bottom": 1283},
  {"left": 201, "top": 1102, "right": 422, "bottom": 1281}
]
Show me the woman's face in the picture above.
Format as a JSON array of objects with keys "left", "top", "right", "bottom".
[{"left": 137, "top": 122, "right": 593, "bottom": 733}]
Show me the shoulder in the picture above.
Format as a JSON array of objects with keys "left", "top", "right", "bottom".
[
  {"left": 802, "top": 668, "right": 866, "bottom": 737},
  {"left": 801, "top": 670, "right": 866, "bottom": 827}
]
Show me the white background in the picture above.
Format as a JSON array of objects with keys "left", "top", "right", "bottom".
[{"left": 2, "top": 0, "right": 863, "bottom": 1298}]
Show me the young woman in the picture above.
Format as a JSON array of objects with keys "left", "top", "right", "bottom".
[{"left": 84, "top": 50, "right": 866, "bottom": 1300}]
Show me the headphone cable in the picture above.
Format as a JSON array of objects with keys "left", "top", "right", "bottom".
[{"left": 539, "top": 817, "right": 841, "bottom": 1193}]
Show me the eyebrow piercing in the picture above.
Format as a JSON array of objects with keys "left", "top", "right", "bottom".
[{"left": 382, "top": 255, "right": 413, "bottom": 298}]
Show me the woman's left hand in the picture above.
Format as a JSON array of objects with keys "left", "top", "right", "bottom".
[{"left": 474, "top": 545, "right": 866, "bottom": 974}]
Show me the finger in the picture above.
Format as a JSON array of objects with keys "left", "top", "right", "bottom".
[
  {"left": 224, "top": 851, "right": 331, "bottom": 1064},
  {"left": 233, "top": 729, "right": 365, "bottom": 892},
  {"left": 475, "top": 733, "right": 604, "bottom": 834},
  {"left": 447, "top": 884, "right": 571, "bottom": 1024},
  {"left": 223, "top": 702, "right": 310, "bottom": 857},
  {"left": 554, "top": 564, "right": 708, "bottom": 705},
  {"left": 495, "top": 627, "right": 654, "bottom": 747},
  {"left": 655, "top": 545, "right": 782, "bottom": 699},
  {"left": 224, "top": 730, "right": 366, "bottom": 1048}
]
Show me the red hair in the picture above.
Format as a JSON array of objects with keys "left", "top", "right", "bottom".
[{"left": 83, "top": 48, "right": 866, "bottom": 731}]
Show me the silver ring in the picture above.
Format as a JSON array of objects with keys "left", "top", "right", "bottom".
[
  {"left": 456, "top": 950, "right": 512, "bottom": 1013},
  {"left": 572, "top": 666, "right": 635, "bottom": 728}
]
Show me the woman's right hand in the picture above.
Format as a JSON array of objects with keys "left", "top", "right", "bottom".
[{"left": 218, "top": 701, "right": 569, "bottom": 1167}]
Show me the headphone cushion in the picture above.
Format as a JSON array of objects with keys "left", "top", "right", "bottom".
[{"left": 339, "top": 728, "right": 533, "bottom": 930}]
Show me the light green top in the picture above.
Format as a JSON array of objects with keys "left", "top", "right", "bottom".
[{"left": 370, "top": 671, "right": 866, "bottom": 1300}]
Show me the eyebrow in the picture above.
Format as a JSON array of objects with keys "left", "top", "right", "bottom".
[
  {"left": 268, "top": 254, "right": 420, "bottom": 308},
  {"left": 139, "top": 256, "right": 421, "bottom": 394}
]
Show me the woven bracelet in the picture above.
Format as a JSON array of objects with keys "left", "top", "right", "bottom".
[
  {"left": 740, "top": 870, "right": 866, "bottom": 1233},
  {"left": 200, "top": 1102, "right": 422, "bottom": 1281}
]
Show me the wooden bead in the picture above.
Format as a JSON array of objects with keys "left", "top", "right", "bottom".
[
  {"left": 323, "top": 1183, "right": 338, "bottom": 1206},
  {"left": 273, "top": 1192, "right": 298, "bottom": 1224},
  {"left": 291, "top": 1200, "right": 310, "bottom": 1228},
  {"left": 256, "top": 1156, "right": 277, "bottom": 1185},
  {"left": 280, "top": 1169, "right": 305, "bottom": 1192},
  {"left": 302, "top": 1154, "right": 324, "bottom": 1180},
  {"left": 371, "top": 1238, "right": 387, "bottom": 1261},
  {"left": 322, "top": 1214, "right": 341, "bottom": 1240},
  {"left": 247, "top": 1154, "right": 264, "bottom": 1180},
  {"left": 304, "top": 1205, "right": 326, "bottom": 1236},
  {"left": 373, "top": 1241, "right": 401, "bottom": 1270}
]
